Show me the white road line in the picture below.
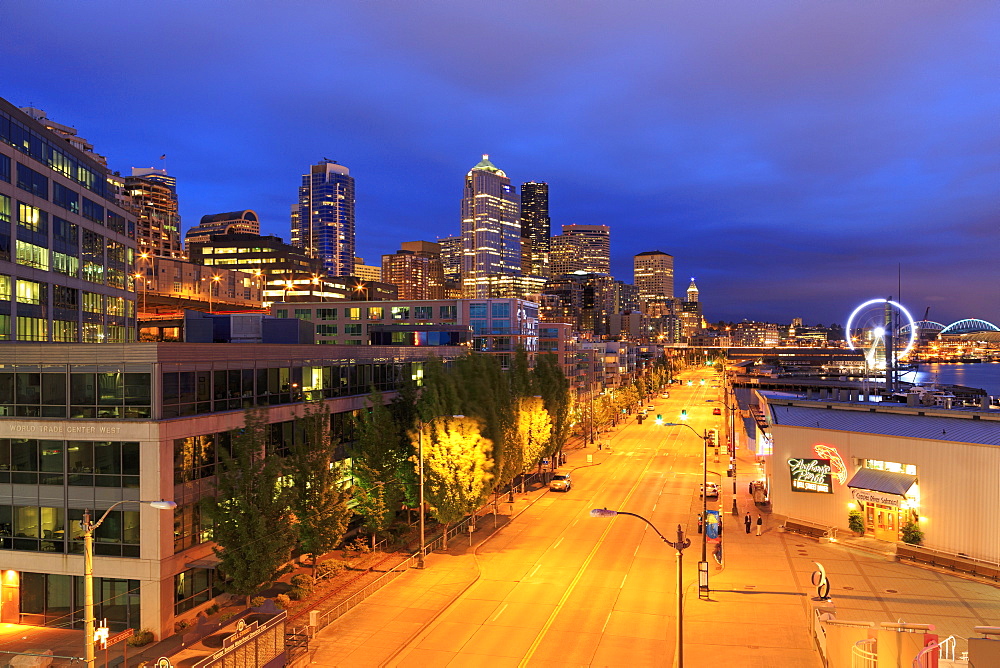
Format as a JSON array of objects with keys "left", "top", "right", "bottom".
[
  {"left": 491, "top": 602, "right": 509, "bottom": 623},
  {"left": 652, "top": 504, "right": 657, "bottom": 511},
  {"left": 552, "top": 536, "right": 564, "bottom": 550},
  {"left": 527, "top": 564, "right": 540, "bottom": 579},
  {"left": 601, "top": 610, "right": 613, "bottom": 634}
]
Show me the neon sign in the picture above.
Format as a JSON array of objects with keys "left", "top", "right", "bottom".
[
  {"left": 788, "top": 458, "right": 833, "bottom": 494},
  {"left": 813, "top": 444, "right": 847, "bottom": 484}
]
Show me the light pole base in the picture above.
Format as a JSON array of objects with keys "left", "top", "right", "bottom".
[{"left": 731, "top": 498, "right": 739, "bottom": 516}]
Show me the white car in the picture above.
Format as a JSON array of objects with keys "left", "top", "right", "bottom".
[
  {"left": 700, "top": 482, "right": 720, "bottom": 499},
  {"left": 549, "top": 472, "right": 572, "bottom": 492}
]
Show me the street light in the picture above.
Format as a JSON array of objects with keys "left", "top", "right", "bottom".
[
  {"left": 662, "top": 418, "right": 712, "bottom": 595},
  {"left": 590, "top": 510, "right": 691, "bottom": 668},
  {"left": 208, "top": 275, "right": 221, "bottom": 313},
  {"left": 82, "top": 500, "right": 176, "bottom": 667}
]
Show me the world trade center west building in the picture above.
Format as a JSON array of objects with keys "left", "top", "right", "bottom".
[{"left": 0, "top": 342, "right": 463, "bottom": 638}]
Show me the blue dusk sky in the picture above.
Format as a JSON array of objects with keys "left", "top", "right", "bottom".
[{"left": 2, "top": 1, "right": 997, "bottom": 326}]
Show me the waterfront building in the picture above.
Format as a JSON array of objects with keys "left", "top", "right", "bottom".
[
  {"left": 520, "top": 182, "right": 550, "bottom": 276},
  {"left": 731, "top": 320, "right": 781, "bottom": 347},
  {"left": 633, "top": 250, "right": 673, "bottom": 300},
  {"left": 134, "top": 256, "right": 263, "bottom": 317},
  {"left": 184, "top": 210, "right": 260, "bottom": 247},
  {"left": 460, "top": 155, "right": 520, "bottom": 297},
  {"left": 291, "top": 159, "right": 355, "bottom": 277},
  {"left": 753, "top": 392, "right": 1000, "bottom": 562},
  {"left": 123, "top": 168, "right": 182, "bottom": 259},
  {"left": 0, "top": 342, "right": 463, "bottom": 638},
  {"left": 0, "top": 97, "right": 137, "bottom": 343}
]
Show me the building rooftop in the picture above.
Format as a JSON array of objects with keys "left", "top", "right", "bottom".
[{"left": 765, "top": 396, "right": 1000, "bottom": 446}]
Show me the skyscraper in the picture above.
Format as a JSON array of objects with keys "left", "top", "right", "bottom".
[
  {"left": 550, "top": 224, "right": 610, "bottom": 275},
  {"left": 520, "top": 181, "right": 550, "bottom": 275},
  {"left": 461, "top": 155, "right": 520, "bottom": 297},
  {"left": 291, "top": 159, "right": 355, "bottom": 277},
  {"left": 124, "top": 167, "right": 182, "bottom": 258},
  {"left": 633, "top": 250, "right": 674, "bottom": 300},
  {"left": 382, "top": 241, "right": 445, "bottom": 300}
]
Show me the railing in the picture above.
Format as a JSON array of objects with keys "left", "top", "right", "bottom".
[
  {"left": 852, "top": 638, "right": 877, "bottom": 668},
  {"left": 913, "top": 635, "right": 966, "bottom": 667}
]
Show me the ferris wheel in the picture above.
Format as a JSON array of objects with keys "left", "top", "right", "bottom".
[{"left": 845, "top": 299, "right": 917, "bottom": 369}]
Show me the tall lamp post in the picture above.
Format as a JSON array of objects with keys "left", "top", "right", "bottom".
[
  {"left": 662, "top": 420, "right": 711, "bottom": 596},
  {"left": 82, "top": 500, "right": 176, "bottom": 667},
  {"left": 591, "top": 510, "right": 691, "bottom": 668}
]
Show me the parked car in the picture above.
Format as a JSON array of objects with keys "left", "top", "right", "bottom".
[
  {"left": 713, "top": 408, "right": 722, "bottom": 415},
  {"left": 646, "top": 405, "right": 655, "bottom": 412},
  {"left": 549, "top": 472, "right": 572, "bottom": 492},
  {"left": 700, "top": 482, "right": 719, "bottom": 499}
]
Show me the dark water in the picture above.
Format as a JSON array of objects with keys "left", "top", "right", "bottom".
[{"left": 898, "top": 362, "right": 1000, "bottom": 398}]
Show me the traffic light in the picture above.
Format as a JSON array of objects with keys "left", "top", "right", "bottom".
[
  {"left": 680, "top": 409, "right": 688, "bottom": 420},
  {"left": 655, "top": 414, "right": 663, "bottom": 425}
]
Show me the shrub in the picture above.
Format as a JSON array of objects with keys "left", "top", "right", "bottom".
[
  {"left": 848, "top": 510, "right": 865, "bottom": 534},
  {"left": 274, "top": 594, "right": 292, "bottom": 609},
  {"left": 315, "top": 560, "right": 346, "bottom": 579},
  {"left": 346, "top": 537, "right": 371, "bottom": 555},
  {"left": 287, "top": 586, "right": 311, "bottom": 601},
  {"left": 126, "top": 629, "right": 154, "bottom": 647},
  {"left": 290, "top": 574, "right": 312, "bottom": 588},
  {"left": 901, "top": 521, "right": 924, "bottom": 545},
  {"left": 206, "top": 604, "right": 219, "bottom": 616},
  {"left": 176, "top": 619, "right": 190, "bottom": 631},
  {"left": 219, "top": 611, "right": 235, "bottom": 623},
  {"left": 250, "top": 596, "right": 266, "bottom": 608}
]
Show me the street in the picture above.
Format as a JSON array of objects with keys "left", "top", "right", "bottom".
[{"left": 307, "top": 366, "right": 825, "bottom": 667}]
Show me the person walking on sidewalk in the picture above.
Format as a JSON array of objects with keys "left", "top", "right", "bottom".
[
  {"left": 756, "top": 515, "right": 763, "bottom": 536},
  {"left": 744, "top": 512, "right": 751, "bottom": 534}
]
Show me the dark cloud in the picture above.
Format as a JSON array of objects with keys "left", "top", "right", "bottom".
[{"left": 1, "top": 0, "right": 997, "bottom": 325}]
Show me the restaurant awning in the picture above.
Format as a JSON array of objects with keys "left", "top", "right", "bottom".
[{"left": 846, "top": 468, "right": 916, "bottom": 496}]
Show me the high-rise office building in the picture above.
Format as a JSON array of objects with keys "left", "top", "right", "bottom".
[
  {"left": 124, "top": 167, "right": 182, "bottom": 258},
  {"left": 563, "top": 224, "right": 610, "bottom": 274},
  {"left": 437, "top": 235, "right": 463, "bottom": 281},
  {"left": 291, "top": 159, "right": 355, "bottom": 277},
  {"left": 0, "top": 98, "right": 137, "bottom": 342},
  {"left": 461, "top": 155, "right": 520, "bottom": 297},
  {"left": 549, "top": 224, "right": 610, "bottom": 276},
  {"left": 520, "top": 181, "right": 550, "bottom": 275},
  {"left": 633, "top": 250, "right": 674, "bottom": 300}
]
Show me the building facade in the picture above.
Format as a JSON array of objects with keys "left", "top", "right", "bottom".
[
  {"left": 758, "top": 394, "right": 1000, "bottom": 562},
  {"left": 291, "top": 160, "right": 355, "bottom": 277},
  {"left": 520, "top": 182, "right": 550, "bottom": 276},
  {"left": 557, "top": 225, "right": 610, "bottom": 275},
  {"left": 634, "top": 250, "right": 673, "bottom": 300},
  {"left": 274, "top": 298, "right": 539, "bottom": 367},
  {"left": 0, "top": 98, "right": 137, "bottom": 343},
  {"left": 123, "top": 168, "right": 182, "bottom": 259},
  {"left": 460, "top": 156, "right": 520, "bottom": 297},
  {"left": 0, "top": 343, "right": 463, "bottom": 638},
  {"left": 381, "top": 241, "right": 445, "bottom": 300},
  {"left": 184, "top": 210, "right": 260, "bottom": 247}
]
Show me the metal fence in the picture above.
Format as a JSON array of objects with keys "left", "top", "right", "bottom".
[{"left": 851, "top": 638, "right": 877, "bottom": 668}]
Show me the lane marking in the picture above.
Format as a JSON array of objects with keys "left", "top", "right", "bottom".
[
  {"left": 527, "top": 564, "right": 540, "bottom": 579},
  {"left": 490, "top": 603, "right": 509, "bottom": 623},
  {"left": 552, "top": 537, "right": 564, "bottom": 550}
]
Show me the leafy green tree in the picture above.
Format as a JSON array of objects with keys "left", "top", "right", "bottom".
[
  {"left": 351, "top": 390, "right": 409, "bottom": 545},
  {"left": 286, "top": 399, "right": 352, "bottom": 576},
  {"left": 204, "top": 408, "right": 294, "bottom": 605},
  {"left": 418, "top": 416, "right": 493, "bottom": 549},
  {"left": 532, "top": 353, "right": 572, "bottom": 459},
  {"left": 517, "top": 396, "right": 552, "bottom": 474}
]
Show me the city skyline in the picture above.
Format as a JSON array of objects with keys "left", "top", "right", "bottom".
[{"left": 1, "top": 1, "right": 997, "bottom": 324}]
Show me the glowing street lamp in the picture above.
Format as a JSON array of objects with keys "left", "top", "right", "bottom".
[
  {"left": 590, "top": 510, "right": 691, "bottom": 667},
  {"left": 82, "top": 500, "right": 176, "bottom": 667}
]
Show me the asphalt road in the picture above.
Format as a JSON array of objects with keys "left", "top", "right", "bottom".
[
  {"left": 390, "top": 367, "right": 729, "bottom": 666},
  {"left": 307, "top": 364, "right": 829, "bottom": 666}
]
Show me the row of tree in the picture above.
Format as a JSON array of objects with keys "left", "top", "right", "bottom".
[{"left": 204, "top": 350, "right": 575, "bottom": 601}]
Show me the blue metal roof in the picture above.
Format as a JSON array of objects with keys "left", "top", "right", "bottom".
[
  {"left": 847, "top": 468, "right": 916, "bottom": 495},
  {"left": 766, "top": 400, "right": 1000, "bottom": 446}
]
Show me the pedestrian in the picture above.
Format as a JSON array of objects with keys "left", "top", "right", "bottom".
[
  {"left": 744, "top": 512, "right": 751, "bottom": 534},
  {"left": 756, "top": 515, "right": 763, "bottom": 536},
  {"left": 748, "top": 481, "right": 754, "bottom": 495}
]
